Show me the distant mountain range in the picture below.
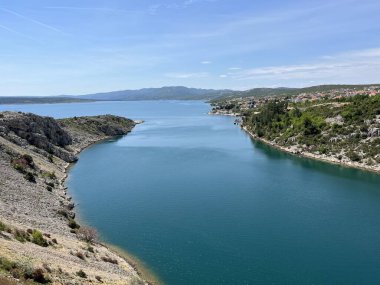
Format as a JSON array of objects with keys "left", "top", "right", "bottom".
[
  {"left": 1, "top": 85, "right": 379, "bottom": 105},
  {"left": 67, "top": 86, "right": 233, "bottom": 101}
]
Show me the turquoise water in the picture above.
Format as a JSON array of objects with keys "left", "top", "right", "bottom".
[{"left": 2, "top": 101, "right": 380, "bottom": 284}]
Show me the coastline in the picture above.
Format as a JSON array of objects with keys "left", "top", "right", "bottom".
[
  {"left": 62, "top": 122, "right": 162, "bottom": 285},
  {"left": 209, "top": 111, "right": 380, "bottom": 174},
  {"left": 0, "top": 113, "right": 156, "bottom": 284},
  {"left": 107, "top": 244, "right": 164, "bottom": 285},
  {"left": 241, "top": 125, "right": 380, "bottom": 175}
]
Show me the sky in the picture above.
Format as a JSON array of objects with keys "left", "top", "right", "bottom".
[{"left": 0, "top": 0, "right": 380, "bottom": 96}]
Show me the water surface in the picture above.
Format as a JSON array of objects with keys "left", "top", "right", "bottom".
[{"left": 2, "top": 101, "right": 380, "bottom": 285}]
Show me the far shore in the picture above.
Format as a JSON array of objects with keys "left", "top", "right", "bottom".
[
  {"left": 241, "top": 125, "right": 380, "bottom": 174},
  {"left": 209, "top": 111, "right": 380, "bottom": 174}
]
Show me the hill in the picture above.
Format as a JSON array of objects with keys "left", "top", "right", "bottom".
[
  {"left": 70, "top": 86, "right": 234, "bottom": 101},
  {"left": 0, "top": 112, "right": 148, "bottom": 285},
  {"left": 212, "top": 93, "right": 380, "bottom": 173},
  {"left": 2, "top": 85, "right": 380, "bottom": 105},
  {"left": 211, "top": 84, "right": 380, "bottom": 102}
]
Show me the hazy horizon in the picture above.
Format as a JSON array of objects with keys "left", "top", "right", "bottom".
[{"left": 2, "top": 83, "right": 380, "bottom": 98}]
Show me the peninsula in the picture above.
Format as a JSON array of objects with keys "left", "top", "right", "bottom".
[{"left": 0, "top": 112, "right": 149, "bottom": 285}]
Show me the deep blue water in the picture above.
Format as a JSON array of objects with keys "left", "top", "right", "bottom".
[{"left": 2, "top": 101, "right": 380, "bottom": 285}]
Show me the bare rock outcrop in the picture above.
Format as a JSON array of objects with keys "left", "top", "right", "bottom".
[{"left": 0, "top": 112, "right": 75, "bottom": 162}]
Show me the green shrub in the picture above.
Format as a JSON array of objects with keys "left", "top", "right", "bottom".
[
  {"left": 32, "top": 268, "right": 49, "bottom": 283},
  {"left": 0, "top": 256, "right": 17, "bottom": 272},
  {"left": 21, "top": 154, "right": 33, "bottom": 166},
  {"left": 22, "top": 265, "right": 34, "bottom": 280},
  {"left": 11, "top": 267, "right": 24, "bottom": 279},
  {"left": 24, "top": 172, "right": 36, "bottom": 183},
  {"left": 318, "top": 145, "right": 328, "bottom": 155},
  {"left": 76, "top": 269, "right": 87, "bottom": 278},
  {"left": 57, "top": 209, "right": 69, "bottom": 218},
  {"left": 347, "top": 151, "right": 361, "bottom": 162},
  {"left": 31, "top": 230, "right": 48, "bottom": 247},
  {"left": 11, "top": 155, "right": 35, "bottom": 174},
  {"left": 68, "top": 219, "right": 80, "bottom": 229},
  {"left": 303, "top": 117, "right": 320, "bottom": 136},
  {"left": 12, "top": 163, "right": 26, "bottom": 173},
  {"left": 13, "top": 229, "right": 29, "bottom": 243},
  {"left": 0, "top": 221, "right": 7, "bottom": 231}
]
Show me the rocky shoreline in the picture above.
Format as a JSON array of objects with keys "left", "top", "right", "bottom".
[
  {"left": 209, "top": 110, "right": 380, "bottom": 174},
  {"left": 0, "top": 111, "right": 153, "bottom": 285},
  {"left": 242, "top": 125, "right": 380, "bottom": 174}
]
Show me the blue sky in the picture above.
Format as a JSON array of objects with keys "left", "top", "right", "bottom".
[{"left": 1, "top": 0, "right": 380, "bottom": 96}]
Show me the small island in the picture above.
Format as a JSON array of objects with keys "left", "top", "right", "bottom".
[{"left": 0, "top": 112, "right": 149, "bottom": 285}]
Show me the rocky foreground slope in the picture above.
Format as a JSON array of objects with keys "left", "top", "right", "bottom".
[{"left": 0, "top": 111, "right": 149, "bottom": 285}]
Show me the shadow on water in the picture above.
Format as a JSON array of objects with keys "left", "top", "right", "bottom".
[
  {"left": 103, "top": 135, "right": 125, "bottom": 144},
  {"left": 247, "top": 135, "right": 380, "bottom": 186}
]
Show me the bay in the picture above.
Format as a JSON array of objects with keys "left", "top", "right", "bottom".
[{"left": 2, "top": 101, "right": 380, "bottom": 284}]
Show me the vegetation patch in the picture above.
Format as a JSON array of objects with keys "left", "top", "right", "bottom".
[
  {"left": 68, "top": 218, "right": 80, "bottom": 230},
  {"left": 0, "top": 220, "right": 7, "bottom": 232},
  {"left": 77, "top": 226, "right": 98, "bottom": 243},
  {"left": 31, "top": 230, "right": 49, "bottom": 247},
  {"left": 23, "top": 172, "right": 36, "bottom": 183},
  {"left": 0, "top": 256, "right": 50, "bottom": 284},
  {"left": 242, "top": 94, "right": 380, "bottom": 164},
  {"left": 76, "top": 269, "right": 87, "bottom": 278}
]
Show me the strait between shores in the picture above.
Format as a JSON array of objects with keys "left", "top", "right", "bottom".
[{"left": 0, "top": 111, "right": 155, "bottom": 285}]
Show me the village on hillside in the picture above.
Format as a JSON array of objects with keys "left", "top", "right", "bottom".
[{"left": 210, "top": 85, "right": 380, "bottom": 115}]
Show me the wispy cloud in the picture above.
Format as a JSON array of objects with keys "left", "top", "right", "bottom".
[
  {"left": 0, "top": 7, "right": 62, "bottom": 33},
  {"left": 165, "top": 72, "right": 209, "bottom": 79},
  {"left": 230, "top": 47, "right": 380, "bottom": 85},
  {"left": 201, "top": 60, "right": 212, "bottom": 64},
  {"left": 44, "top": 6, "right": 140, "bottom": 15},
  {"left": 183, "top": 0, "right": 218, "bottom": 7},
  {"left": 149, "top": 0, "right": 217, "bottom": 14},
  {"left": 45, "top": 6, "right": 117, "bottom": 11},
  {"left": 0, "top": 23, "right": 36, "bottom": 41}
]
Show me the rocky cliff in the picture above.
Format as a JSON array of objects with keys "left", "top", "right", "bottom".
[
  {"left": 0, "top": 112, "right": 150, "bottom": 285},
  {"left": 0, "top": 112, "right": 75, "bottom": 163}
]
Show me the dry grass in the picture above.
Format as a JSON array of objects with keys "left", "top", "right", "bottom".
[{"left": 0, "top": 276, "right": 18, "bottom": 285}]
